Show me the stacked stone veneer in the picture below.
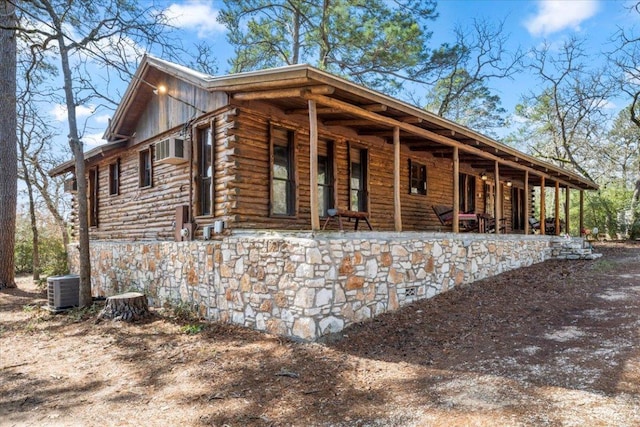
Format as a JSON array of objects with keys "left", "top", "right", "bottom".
[
  {"left": 69, "top": 232, "right": 554, "bottom": 341},
  {"left": 549, "top": 236, "right": 602, "bottom": 260}
]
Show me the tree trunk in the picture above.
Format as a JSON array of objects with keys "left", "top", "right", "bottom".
[
  {"left": 58, "top": 36, "right": 92, "bottom": 307},
  {"left": 630, "top": 176, "right": 640, "bottom": 240},
  {"left": 0, "top": 0, "right": 17, "bottom": 289},
  {"left": 26, "top": 173, "right": 40, "bottom": 282},
  {"left": 98, "top": 292, "right": 150, "bottom": 322}
]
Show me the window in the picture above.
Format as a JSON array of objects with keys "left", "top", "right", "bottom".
[
  {"left": 88, "top": 167, "right": 99, "bottom": 227},
  {"left": 270, "top": 126, "right": 295, "bottom": 216},
  {"left": 349, "top": 145, "right": 368, "bottom": 212},
  {"left": 198, "top": 126, "right": 213, "bottom": 215},
  {"left": 318, "top": 140, "right": 334, "bottom": 217},
  {"left": 409, "top": 159, "right": 427, "bottom": 195},
  {"left": 109, "top": 159, "right": 119, "bottom": 196},
  {"left": 458, "top": 173, "right": 476, "bottom": 213},
  {"left": 139, "top": 147, "right": 152, "bottom": 188}
]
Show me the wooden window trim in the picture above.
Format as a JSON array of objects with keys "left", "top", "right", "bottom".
[
  {"left": 458, "top": 172, "right": 476, "bottom": 213},
  {"left": 318, "top": 139, "right": 335, "bottom": 218},
  {"left": 196, "top": 123, "right": 214, "bottom": 217},
  {"left": 139, "top": 146, "right": 153, "bottom": 189},
  {"left": 408, "top": 159, "right": 427, "bottom": 195},
  {"left": 108, "top": 158, "right": 120, "bottom": 196},
  {"left": 348, "top": 142, "right": 369, "bottom": 213},
  {"left": 269, "top": 123, "right": 297, "bottom": 218},
  {"left": 89, "top": 167, "right": 99, "bottom": 227}
]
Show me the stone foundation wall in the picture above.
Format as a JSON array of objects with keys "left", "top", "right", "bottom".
[{"left": 69, "top": 232, "right": 553, "bottom": 341}]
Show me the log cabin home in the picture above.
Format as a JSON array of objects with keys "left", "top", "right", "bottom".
[
  {"left": 50, "top": 56, "right": 599, "bottom": 340},
  {"left": 51, "top": 55, "right": 597, "bottom": 238}
]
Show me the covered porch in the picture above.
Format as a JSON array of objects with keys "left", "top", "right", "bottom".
[{"left": 221, "top": 65, "right": 597, "bottom": 235}]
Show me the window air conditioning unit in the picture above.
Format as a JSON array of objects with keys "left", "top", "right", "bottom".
[
  {"left": 47, "top": 274, "right": 80, "bottom": 310},
  {"left": 154, "top": 137, "right": 187, "bottom": 164}
]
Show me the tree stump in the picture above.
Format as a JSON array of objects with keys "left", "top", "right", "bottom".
[{"left": 98, "top": 292, "right": 150, "bottom": 322}]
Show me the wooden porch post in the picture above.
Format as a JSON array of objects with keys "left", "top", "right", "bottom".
[
  {"left": 453, "top": 146, "right": 459, "bottom": 233},
  {"left": 540, "top": 176, "right": 546, "bottom": 235},
  {"left": 494, "top": 161, "right": 501, "bottom": 234},
  {"left": 393, "top": 126, "right": 402, "bottom": 232},
  {"left": 565, "top": 185, "right": 570, "bottom": 236},
  {"left": 524, "top": 170, "right": 530, "bottom": 235},
  {"left": 579, "top": 190, "right": 585, "bottom": 236},
  {"left": 308, "top": 100, "right": 320, "bottom": 231},
  {"left": 555, "top": 181, "right": 560, "bottom": 236}
]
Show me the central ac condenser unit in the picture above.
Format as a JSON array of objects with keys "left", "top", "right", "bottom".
[{"left": 47, "top": 275, "right": 80, "bottom": 310}]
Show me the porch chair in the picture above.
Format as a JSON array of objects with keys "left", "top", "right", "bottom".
[
  {"left": 529, "top": 217, "right": 541, "bottom": 234},
  {"left": 432, "top": 205, "right": 478, "bottom": 232},
  {"left": 477, "top": 213, "right": 506, "bottom": 233}
]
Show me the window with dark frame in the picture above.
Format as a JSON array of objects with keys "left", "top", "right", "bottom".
[
  {"left": 349, "top": 146, "right": 368, "bottom": 212},
  {"left": 108, "top": 159, "right": 119, "bottom": 196},
  {"left": 198, "top": 126, "right": 213, "bottom": 216},
  {"left": 318, "top": 141, "right": 334, "bottom": 217},
  {"left": 270, "top": 126, "right": 295, "bottom": 216},
  {"left": 409, "top": 159, "right": 427, "bottom": 195},
  {"left": 88, "top": 167, "right": 99, "bottom": 227},
  {"left": 139, "top": 147, "right": 152, "bottom": 188},
  {"left": 458, "top": 173, "right": 476, "bottom": 213}
]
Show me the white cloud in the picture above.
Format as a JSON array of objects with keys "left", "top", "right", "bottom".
[
  {"left": 525, "top": 0, "right": 599, "bottom": 37},
  {"left": 94, "top": 114, "right": 112, "bottom": 124},
  {"left": 82, "top": 132, "right": 107, "bottom": 148},
  {"left": 51, "top": 104, "right": 96, "bottom": 121},
  {"left": 164, "top": 0, "right": 225, "bottom": 39}
]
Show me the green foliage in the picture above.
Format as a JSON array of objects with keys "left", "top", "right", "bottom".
[
  {"left": 219, "top": 0, "right": 437, "bottom": 93},
  {"left": 67, "top": 303, "right": 101, "bottom": 322},
  {"left": 181, "top": 323, "right": 204, "bottom": 335},
  {"left": 164, "top": 298, "right": 200, "bottom": 321},
  {"left": 571, "top": 183, "right": 633, "bottom": 239},
  {"left": 13, "top": 210, "right": 68, "bottom": 276}
]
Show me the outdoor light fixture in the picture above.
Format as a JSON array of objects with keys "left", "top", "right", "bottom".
[
  {"left": 507, "top": 180, "right": 512, "bottom": 187},
  {"left": 153, "top": 84, "right": 167, "bottom": 95},
  {"left": 480, "top": 172, "right": 488, "bottom": 181}
]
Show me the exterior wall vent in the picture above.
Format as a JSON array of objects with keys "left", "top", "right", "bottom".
[
  {"left": 47, "top": 275, "right": 80, "bottom": 310},
  {"left": 154, "top": 137, "right": 187, "bottom": 164}
]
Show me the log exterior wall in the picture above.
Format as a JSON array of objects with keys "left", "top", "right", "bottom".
[
  {"left": 75, "top": 100, "right": 528, "bottom": 240},
  {"left": 72, "top": 85, "right": 530, "bottom": 240}
]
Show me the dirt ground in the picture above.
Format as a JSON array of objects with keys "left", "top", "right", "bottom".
[{"left": 2, "top": 242, "right": 640, "bottom": 426}]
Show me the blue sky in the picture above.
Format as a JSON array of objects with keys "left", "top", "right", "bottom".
[{"left": 49, "top": 0, "right": 639, "bottom": 148}]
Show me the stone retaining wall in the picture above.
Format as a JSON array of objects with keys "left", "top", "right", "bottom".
[{"left": 69, "top": 232, "right": 554, "bottom": 341}]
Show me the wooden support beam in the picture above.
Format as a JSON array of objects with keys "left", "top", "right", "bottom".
[
  {"left": 401, "top": 117, "right": 423, "bottom": 124},
  {"left": 495, "top": 161, "right": 501, "bottom": 234},
  {"left": 394, "top": 126, "right": 402, "bottom": 232},
  {"left": 432, "top": 129, "right": 456, "bottom": 137},
  {"left": 579, "top": 190, "right": 584, "bottom": 236},
  {"left": 565, "top": 185, "right": 570, "bottom": 236},
  {"left": 453, "top": 147, "right": 460, "bottom": 233},
  {"left": 555, "top": 181, "right": 560, "bottom": 236},
  {"left": 524, "top": 170, "right": 530, "bottom": 235},
  {"left": 309, "top": 100, "right": 320, "bottom": 231},
  {"left": 288, "top": 103, "right": 386, "bottom": 115},
  {"left": 234, "top": 85, "right": 335, "bottom": 101},
  {"left": 323, "top": 119, "right": 374, "bottom": 126},
  {"left": 540, "top": 176, "right": 546, "bottom": 235}
]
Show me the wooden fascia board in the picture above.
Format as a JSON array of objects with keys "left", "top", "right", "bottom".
[
  {"left": 232, "top": 85, "right": 335, "bottom": 100},
  {"left": 304, "top": 92, "right": 594, "bottom": 190}
]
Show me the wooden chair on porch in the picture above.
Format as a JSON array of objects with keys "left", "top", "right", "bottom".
[
  {"left": 432, "top": 205, "right": 478, "bottom": 232},
  {"left": 477, "top": 213, "right": 506, "bottom": 233}
]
